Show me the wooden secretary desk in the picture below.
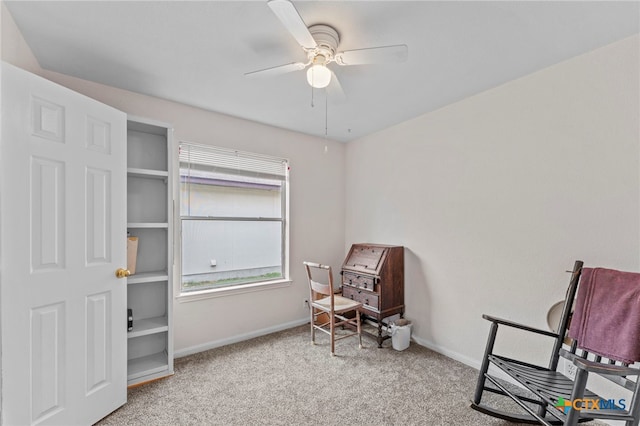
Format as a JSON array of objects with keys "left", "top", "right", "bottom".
[{"left": 340, "top": 244, "right": 404, "bottom": 347}]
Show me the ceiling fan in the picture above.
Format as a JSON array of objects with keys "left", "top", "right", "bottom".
[{"left": 245, "top": 0, "right": 408, "bottom": 99}]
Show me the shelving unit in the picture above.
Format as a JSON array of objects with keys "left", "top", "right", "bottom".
[{"left": 126, "top": 116, "right": 174, "bottom": 387}]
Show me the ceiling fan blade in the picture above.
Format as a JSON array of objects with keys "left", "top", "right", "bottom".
[
  {"left": 244, "top": 62, "right": 306, "bottom": 78},
  {"left": 335, "top": 44, "right": 408, "bottom": 66},
  {"left": 267, "top": 0, "right": 317, "bottom": 50},
  {"left": 326, "top": 71, "right": 347, "bottom": 104}
]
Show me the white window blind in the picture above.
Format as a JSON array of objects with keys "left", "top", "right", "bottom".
[
  {"left": 179, "top": 142, "right": 288, "bottom": 181},
  {"left": 178, "top": 141, "right": 289, "bottom": 293}
]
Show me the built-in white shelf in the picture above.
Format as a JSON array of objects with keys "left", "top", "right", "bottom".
[
  {"left": 127, "top": 222, "right": 169, "bottom": 229},
  {"left": 128, "top": 270, "right": 169, "bottom": 284},
  {"left": 128, "top": 316, "right": 169, "bottom": 339},
  {"left": 126, "top": 116, "right": 173, "bottom": 388},
  {"left": 127, "top": 351, "right": 169, "bottom": 381},
  {"left": 127, "top": 167, "right": 169, "bottom": 179}
]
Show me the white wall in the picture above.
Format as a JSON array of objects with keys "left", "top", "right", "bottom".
[
  {"left": 345, "top": 35, "right": 640, "bottom": 368},
  {"left": 1, "top": 2, "right": 346, "bottom": 354}
]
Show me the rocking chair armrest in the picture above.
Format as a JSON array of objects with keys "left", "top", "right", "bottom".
[
  {"left": 573, "top": 357, "right": 640, "bottom": 376},
  {"left": 482, "top": 314, "right": 559, "bottom": 338}
]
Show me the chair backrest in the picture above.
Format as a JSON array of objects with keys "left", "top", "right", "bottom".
[
  {"left": 549, "top": 260, "right": 583, "bottom": 370},
  {"left": 303, "top": 261, "right": 333, "bottom": 297},
  {"left": 553, "top": 260, "right": 639, "bottom": 395}
]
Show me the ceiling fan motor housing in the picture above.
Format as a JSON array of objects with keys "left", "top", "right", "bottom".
[{"left": 308, "top": 24, "right": 340, "bottom": 61}]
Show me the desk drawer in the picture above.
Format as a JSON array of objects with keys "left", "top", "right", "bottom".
[
  {"left": 342, "top": 272, "right": 376, "bottom": 291},
  {"left": 342, "top": 286, "right": 379, "bottom": 311}
]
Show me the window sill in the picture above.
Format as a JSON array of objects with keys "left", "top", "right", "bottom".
[{"left": 176, "top": 279, "right": 292, "bottom": 303}]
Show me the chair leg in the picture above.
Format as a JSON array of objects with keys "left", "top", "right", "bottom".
[
  {"left": 330, "top": 311, "right": 336, "bottom": 356},
  {"left": 357, "top": 311, "right": 362, "bottom": 349},
  {"left": 566, "top": 367, "right": 589, "bottom": 426},
  {"left": 310, "top": 306, "right": 315, "bottom": 345},
  {"left": 625, "top": 376, "right": 640, "bottom": 426},
  {"left": 473, "top": 321, "right": 498, "bottom": 405}
]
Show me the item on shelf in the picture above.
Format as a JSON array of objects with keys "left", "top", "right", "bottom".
[
  {"left": 128, "top": 309, "right": 133, "bottom": 332},
  {"left": 127, "top": 236, "right": 138, "bottom": 274}
]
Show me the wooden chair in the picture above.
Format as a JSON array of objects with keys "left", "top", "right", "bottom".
[
  {"left": 303, "top": 261, "right": 363, "bottom": 356},
  {"left": 471, "top": 260, "right": 640, "bottom": 426}
]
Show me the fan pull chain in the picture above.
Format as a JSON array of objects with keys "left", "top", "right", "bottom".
[
  {"left": 310, "top": 70, "right": 315, "bottom": 107},
  {"left": 311, "top": 84, "right": 314, "bottom": 107},
  {"left": 325, "top": 91, "right": 328, "bottom": 137}
]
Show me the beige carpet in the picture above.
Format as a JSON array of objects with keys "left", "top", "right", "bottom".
[{"left": 97, "top": 325, "right": 602, "bottom": 425}]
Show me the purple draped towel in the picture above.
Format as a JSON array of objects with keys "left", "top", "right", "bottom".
[{"left": 568, "top": 267, "right": 640, "bottom": 364}]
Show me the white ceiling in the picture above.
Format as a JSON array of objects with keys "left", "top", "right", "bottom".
[{"left": 5, "top": 1, "right": 639, "bottom": 142}]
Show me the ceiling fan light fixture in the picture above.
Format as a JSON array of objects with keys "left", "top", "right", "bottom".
[{"left": 306, "top": 64, "right": 331, "bottom": 88}]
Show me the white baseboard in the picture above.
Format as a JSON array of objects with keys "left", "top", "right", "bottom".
[
  {"left": 411, "top": 335, "right": 482, "bottom": 370},
  {"left": 411, "top": 335, "right": 523, "bottom": 388},
  {"left": 174, "top": 317, "right": 309, "bottom": 358}
]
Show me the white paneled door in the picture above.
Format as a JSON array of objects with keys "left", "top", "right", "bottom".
[{"left": 1, "top": 63, "right": 127, "bottom": 424}]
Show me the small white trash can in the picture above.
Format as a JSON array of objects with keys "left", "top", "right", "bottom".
[{"left": 390, "top": 320, "right": 412, "bottom": 351}]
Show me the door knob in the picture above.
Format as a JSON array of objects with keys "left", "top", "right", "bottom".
[{"left": 115, "top": 268, "right": 131, "bottom": 278}]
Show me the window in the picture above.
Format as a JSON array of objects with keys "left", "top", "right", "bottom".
[{"left": 179, "top": 142, "right": 289, "bottom": 293}]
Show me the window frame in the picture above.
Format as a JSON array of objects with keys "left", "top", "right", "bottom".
[{"left": 175, "top": 142, "right": 290, "bottom": 300}]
